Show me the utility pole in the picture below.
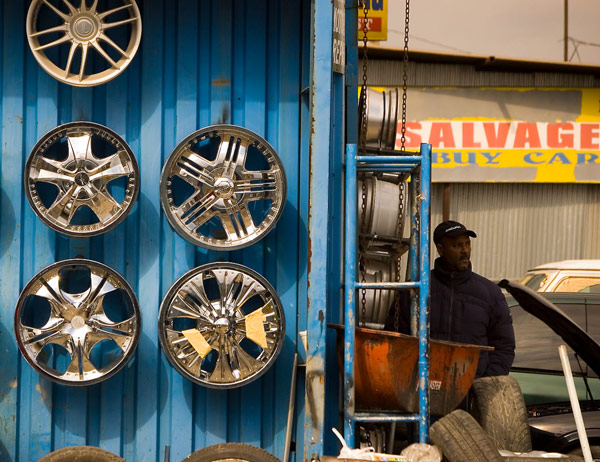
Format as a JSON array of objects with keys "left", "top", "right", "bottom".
[{"left": 563, "top": 0, "right": 568, "bottom": 61}]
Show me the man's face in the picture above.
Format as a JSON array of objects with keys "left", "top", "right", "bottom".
[{"left": 436, "top": 234, "right": 471, "bottom": 271}]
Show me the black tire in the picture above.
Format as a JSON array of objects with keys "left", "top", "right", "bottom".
[
  {"left": 503, "top": 457, "right": 584, "bottom": 462},
  {"left": 38, "top": 446, "right": 125, "bottom": 462},
  {"left": 182, "top": 443, "right": 281, "bottom": 462},
  {"left": 429, "top": 409, "right": 503, "bottom": 462},
  {"left": 469, "top": 375, "right": 532, "bottom": 452}
]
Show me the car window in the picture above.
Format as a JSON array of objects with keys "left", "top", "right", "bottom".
[
  {"left": 520, "top": 273, "right": 548, "bottom": 291},
  {"left": 511, "top": 304, "right": 596, "bottom": 377},
  {"left": 579, "top": 283, "right": 600, "bottom": 294},
  {"left": 589, "top": 304, "right": 600, "bottom": 342},
  {"left": 554, "top": 277, "right": 600, "bottom": 293}
]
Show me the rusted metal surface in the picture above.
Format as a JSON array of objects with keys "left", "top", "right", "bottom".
[{"left": 331, "top": 325, "right": 492, "bottom": 416}]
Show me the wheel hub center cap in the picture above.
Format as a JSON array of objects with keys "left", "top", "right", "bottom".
[
  {"left": 215, "top": 317, "right": 230, "bottom": 334},
  {"left": 71, "top": 15, "right": 98, "bottom": 41},
  {"left": 214, "top": 178, "right": 235, "bottom": 198},
  {"left": 75, "top": 171, "right": 90, "bottom": 186},
  {"left": 71, "top": 315, "right": 85, "bottom": 329}
]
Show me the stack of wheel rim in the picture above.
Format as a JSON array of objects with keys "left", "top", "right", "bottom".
[
  {"left": 357, "top": 174, "right": 408, "bottom": 328},
  {"left": 356, "top": 86, "right": 408, "bottom": 329}
]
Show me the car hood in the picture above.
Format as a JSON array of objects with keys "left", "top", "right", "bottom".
[
  {"left": 529, "top": 409, "right": 600, "bottom": 435},
  {"left": 499, "top": 280, "right": 600, "bottom": 377}
]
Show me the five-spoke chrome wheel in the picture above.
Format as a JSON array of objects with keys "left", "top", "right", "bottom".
[
  {"left": 15, "top": 259, "right": 140, "bottom": 386},
  {"left": 158, "top": 262, "right": 285, "bottom": 388},
  {"left": 160, "top": 125, "right": 287, "bottom": 250},
  {"left": 26, "top": 0, "right": 142, "bottom": 87},
  {"left": 25, "top": 122, "right": 139, "bottom": 237}
]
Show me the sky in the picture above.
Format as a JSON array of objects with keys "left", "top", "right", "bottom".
[{"left": 384, "top": 0, "right": 600, "bottom": 65}]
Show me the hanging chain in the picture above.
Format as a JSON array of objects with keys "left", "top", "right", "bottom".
[
  {"left": 395, "top": 1, "right": 410, "bottom": 328},
  {"left": 359, "top": 1, "right": 369, "bottom": 155},
  {"left": 394, "top": 175, "right": 406, "bottom": 331},
  {"left": 358, "top": 1, "right": 370, "bottom": 328},
  {"left": 399, "top": 0, "right": 410, "bottom": 152},
  {"left": 359, "top": 177, "right": 368, "bottom": 327}
]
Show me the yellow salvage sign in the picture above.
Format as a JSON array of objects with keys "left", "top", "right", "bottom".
[
  {"left": 245, "top": 309, "right": 268, "bottom": 349},
  {"left": 358, "top": 0, "right": 388, "bottom": 42},
  {"left": 182, "top": 329, "right": 212, "bottom": 358},
  {"left": 367, "top": 86, "right": 600, "bottom": 183}
]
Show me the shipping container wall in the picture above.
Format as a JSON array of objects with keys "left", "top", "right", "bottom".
[{"left": 0, "top": 1, "right": 311, "bottom": 461}]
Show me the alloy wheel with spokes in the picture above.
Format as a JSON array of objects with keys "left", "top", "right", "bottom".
[
  {"left": 25, "top": 121, "right": 139, "bottom": 237},
  {"left": 158, "top": 262, "right": 285, "bottom": 388},
  {"left": 160, "top": 125, "right": 287, "bottom": 250},
  {"left": 14, "top": 259, "right": 141, "bottom": 386},
  {"left": 26, "top": 0, "right": 142, "bottom": 87}
]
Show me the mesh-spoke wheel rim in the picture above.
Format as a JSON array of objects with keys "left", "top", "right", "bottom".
[
  {"left": 158, "top": 262, "right": 285, "bottom": 388},
  {"left": 25, "top": 122, "right": 139, "bottom": 237},
  {"left": 26, "top": 0, "right": 142, "bottom": 87},
  {"left": 15, "top": 259, "right": 140, "bottom": 386},
  {"left": 160, "top": 125, "right": 287, "bottom": 250}
]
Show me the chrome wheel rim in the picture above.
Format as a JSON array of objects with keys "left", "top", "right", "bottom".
[
  {"left": 158, "top": 262, "right": 285, "bottom": 388},
  {"left": 26, "top": 0, "right": 142, "bottom": 87},
  {"left": 15, "top": 259, "right": 140, "bottom": 386},
  {"left": 25, "top": 122, "right": 139, "bottom": 237},
  {"left": 360, "top": 257, "right": 396, "bottom": 328},
  {"left": 358, "top": 176, "right": 401, "bottom": 238},
  {"left": 359, "top": 87, "right": 399, "bottom": 150},
  {"left": 160, "top": 125, "right": 287, "bottom": 250}
]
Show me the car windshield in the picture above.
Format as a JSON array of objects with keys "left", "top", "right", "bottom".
[{"left": 520, "top": 273, "right": 548, "bottom": 291}]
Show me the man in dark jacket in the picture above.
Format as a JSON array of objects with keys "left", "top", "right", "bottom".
[{"left": 387, "top": 220, "right": 515, "bottom": 378}]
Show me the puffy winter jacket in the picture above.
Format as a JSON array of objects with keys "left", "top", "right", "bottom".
[{"left": 386, "top": 257, "right": 515, "bottom": 378}]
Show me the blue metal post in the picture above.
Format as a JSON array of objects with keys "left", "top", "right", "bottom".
[
  {"left": 417, "top": 143, "right": 432, "bottom": 442},
  {"left": 344, "top": 144, "right": 358, "bottom": 448},
  {"left": 409, "top": 169, "right": 419, "bottom": 336},
  {"left": 305, "top": 0, "right": 334, "bottom": 460}
]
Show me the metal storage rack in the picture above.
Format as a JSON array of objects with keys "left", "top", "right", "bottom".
[{"left": 343, "top": 142, "right": 432, "bottom": 447}]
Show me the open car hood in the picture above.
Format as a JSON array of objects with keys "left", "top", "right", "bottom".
[{"left": 499, "top": 280, "right": 600, "bottom": 377}]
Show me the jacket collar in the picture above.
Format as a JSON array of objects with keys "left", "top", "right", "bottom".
[{"left": 433, "top": 257, "right": 472, "bottom": 284}]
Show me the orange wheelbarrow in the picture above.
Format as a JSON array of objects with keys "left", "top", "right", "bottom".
[{"left": 330, "top": 324, "right": 493, "bottom": 415}]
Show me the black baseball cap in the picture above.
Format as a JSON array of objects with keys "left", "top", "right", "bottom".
[{"left": 433, "top": 220, "right": 477, "bottom": 244}]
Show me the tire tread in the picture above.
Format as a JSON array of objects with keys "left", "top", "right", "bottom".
[
  {"left": 38, "top": 446, "right": 125, "bottom": 462},
  {"left": 182, "top": 443, "right": 281, "bottom": 462},
  {"left": 470, "top": 375, "right": 531, "bottom": 452},
  {"left": 430, "top": 409, "right": 503, "bottom": 462}
]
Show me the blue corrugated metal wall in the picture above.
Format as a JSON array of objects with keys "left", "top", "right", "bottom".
[{"left": 0, "top": 1, "right": 312, "bottom": 461}]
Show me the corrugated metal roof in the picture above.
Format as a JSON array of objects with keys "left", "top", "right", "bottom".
[
  {"left": 361, "top": 47, "right": 600, "bottom": 87},
  {"left": 363, "top": 59, "right": 600, "bottom": 87},
  {"left": 370, "top": 47, "right": 600, "bottom": 75},
  {"left": 0, "top": 1, "right": 309, "bottom": 461}
]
